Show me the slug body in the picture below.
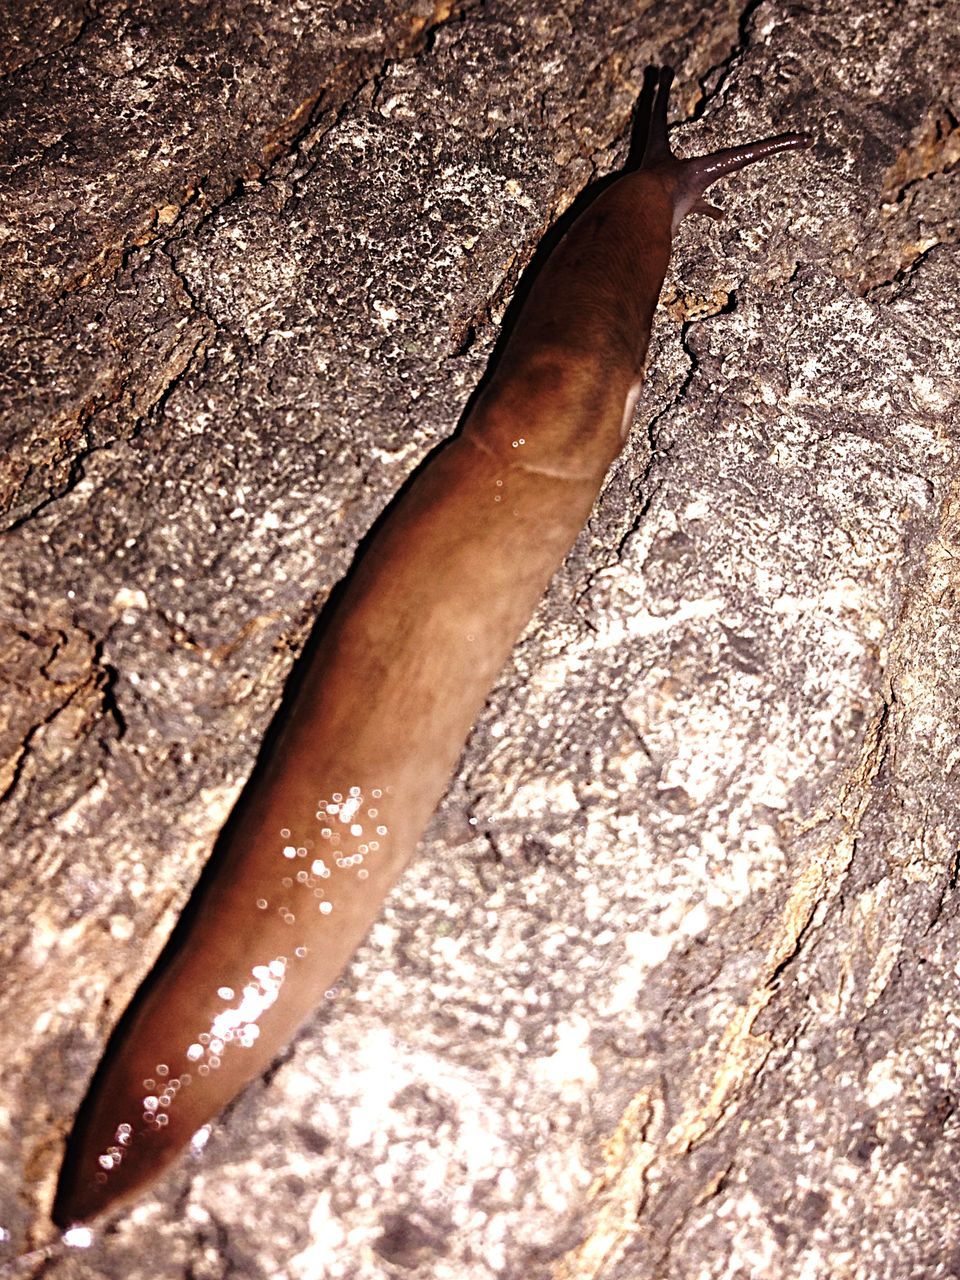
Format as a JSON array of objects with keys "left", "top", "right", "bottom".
[{"left": 54, "top": 68, "right": 811, "bottom": 1225}]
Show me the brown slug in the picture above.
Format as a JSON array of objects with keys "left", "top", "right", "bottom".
[{"left": 53, "top": 66, "right": 812, "bottom": 1226}]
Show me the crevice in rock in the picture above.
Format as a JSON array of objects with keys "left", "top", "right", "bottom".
[
  {"left": 862, "top": 232, "right": 956, "bottom": 298},
  {"left": 1, "top": 316, "right": 210, "bottom": 534},
  {"left": 95, "top": 647, "right": 127, "bottom": 742},
  {"left": 0, "top": 4, "right": 98, "bottom": 83},
  {"left": 684, "top": 0, "right": 769, "bottom": 125}
]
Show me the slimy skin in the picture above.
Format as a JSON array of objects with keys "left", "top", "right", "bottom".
[{"left": 53, "top": 67, "right": 812, "bottom": 1226}]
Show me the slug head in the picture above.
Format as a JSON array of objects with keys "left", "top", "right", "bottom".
[{"left": 632, "top": 64, "right": 813, "bottom": 229}]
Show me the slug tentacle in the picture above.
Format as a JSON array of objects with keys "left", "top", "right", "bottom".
[
  {"left": 637, "top": 63, "right": 674, "bottom": 168},
  {"left": 635, "top": 64, "right": 813, "bottom": 226},
  {"left": 681, "top": 132, "right": 814, "bottom": 196}
]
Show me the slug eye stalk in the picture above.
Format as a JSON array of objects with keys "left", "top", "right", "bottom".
[{"left": 633, "top": 63, "right": 813, "bottom": 222}]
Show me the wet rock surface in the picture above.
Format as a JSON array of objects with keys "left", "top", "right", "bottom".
[{"left": 1, "top": 0, "right": 959, "bottom": 1276}]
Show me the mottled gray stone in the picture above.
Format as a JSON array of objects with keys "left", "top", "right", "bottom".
[{"left": 2, "top": 0, "right": 959, "bottom": 1277}]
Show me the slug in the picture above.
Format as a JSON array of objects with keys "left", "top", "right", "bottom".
[{"left": 53, "top": 66, "right": 812, "bottom": 1226}]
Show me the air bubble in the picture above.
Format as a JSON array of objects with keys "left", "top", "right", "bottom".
[
  {"left": 280, "top": 828, "right": 290, "bottom": 838},
  {"left": 282, "top": 877, "right": 293, "bottom": 888},
  {"left": 96, "top": 1172, "right": 108, "bottom": 1184},
  {"left": 217, "top": 987, "right": 234, "bottom": 1000},
  {"left": 295, "top": 946, "right": 307, "bottom": 958},
  {"left": 296, "top": 870, "right": 308, "bottom": 882},
  {"left": 349, "top": 786, "right": 361, "bottom": 797},
  {"left": 376, "top": 825, "right": 387, "bottom": 835},
  {"left": 187, "top": 1043, "right": 204, "bottom": 1061},
  {"left": 99, "top": 1154, "right": 114, "bottom": 1170},
  {"left": 372, "top": 788, "right": 382, "bottom": 798},
  {"left": 156, "top": 1114, "right": 169, "bottom": 1126},
  {"left": 159, "top": 1096, "right": 171, "bottom": 1107},
  {"left": 199, "top": 1033, "right": 211, "bottom": 1044},
  {"left": 332, "top": 792, "right": 343, "bottom": 802},
  {"left": 143, "top": 1096, "right": 158, "bottom": 1111},
  {"left": 319, "top": 902, "right": 333, "bottom": 915},
  {"left": 350, "top": 823, "right": 363, "bottom": 836},
  {"left": 209, "top": 1056, "right": 221, "bottom": 1069},
  {"left": 296, "top": 847, "right": 307, "bottom": 856},
  {"left": 143, "top": 1077, "right": 156, "bottom": 1090},
  {"left": 358, "top": 869, "right": 369, "bottom": 880},
  {"left": 198, "top": 1064, "right": 210, "bottom": 1077},
  {"left": 156, "top": 1064, "right": 169, "bottom": 1077},
  {"left": 257, "top": 898, "right": 268, "bottom": 910}
]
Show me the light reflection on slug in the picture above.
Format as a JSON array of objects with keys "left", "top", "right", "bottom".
[{"left": 90, "top": 786, "right": 388, "bottom": 1189}]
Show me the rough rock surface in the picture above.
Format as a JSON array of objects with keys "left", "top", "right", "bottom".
[{"left": 1, "top": 0, "right": 959, "bottom": 1277}]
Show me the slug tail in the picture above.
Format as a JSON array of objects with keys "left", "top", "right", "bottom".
[{"left": 633, "top": 64, "right": 813, "bottom": 224}]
